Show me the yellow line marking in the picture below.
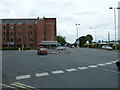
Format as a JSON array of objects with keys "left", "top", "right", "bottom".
[
  {"left": 0, "top": 83, "right": 15, "bottom": 88},
  {"left": 14, "top": 82, "right": 35, "bottom": 88},
  {"left": 11, "top": 83, "right": 26, "bottom": 88}
]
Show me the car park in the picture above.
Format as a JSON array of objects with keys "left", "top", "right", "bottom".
[
  {"left": 37, "top": 47, "right": 48, "bottom": 55},
  {"left": 101, "top": 45, "right": 113, "bottom": 50},
  {"left": 116, "top": 58, "right": 120, "bottom": 70}
]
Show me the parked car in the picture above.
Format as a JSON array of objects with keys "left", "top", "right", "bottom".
[
  {"left": 116, "top": 58, "right": 120, "bottom": 70},
  {"left": 37, "top": 47, "right": 48, "bottom": 55},
  {"left": 102, "top": 45, "right": 113, "bottom": 50},
  {"left": 57, "top": 46, "right": 66, "bottom": 50}
]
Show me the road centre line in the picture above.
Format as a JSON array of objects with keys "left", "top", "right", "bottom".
[
  {"left": 111, "top": 61, "right": 116, "bottom": 63},
  {"left": 36, "top": 72, "right": 49, "bottom": 77},
  {"left": 78, "top": 67, "right": 89, "bottom": 70},
  {"left": 52, "top": 70, "right": 64, "bottom": 74},
  {"left": 66, "top": 68, "right": 77, "bottom": 72},
  {"left": 15, "top": 61, "right": 116, "bottom": 80},
  {"left": 88, "top": 65, "right": 98, "bottom": 68},
  {"left": 105, "top": 62, "right": 113, "bottom": 65},
  {"left": 16, "top": 75, "right": 30, "bottom": 80},
  {"left": 97, "top": 63, "right": 106, "bottom": 66}
]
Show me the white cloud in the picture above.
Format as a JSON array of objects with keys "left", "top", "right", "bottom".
[{"left": 0, "top": 0, "right": 120, "bottom": 43}]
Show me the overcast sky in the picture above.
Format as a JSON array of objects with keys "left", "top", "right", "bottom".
[{"left": 0, "top": 0, "right": 120, "bottom": 43}]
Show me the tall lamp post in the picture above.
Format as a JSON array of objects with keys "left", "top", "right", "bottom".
[
  {"left": 90, "top": 27, "right": 96, "bottom": 42},
  {"left": 90, "top": 27, "right": 97, "bottom": 48},
  {"left": 75, "top": 24, "right": 80, "bottom": 48},
  {"left": 109, "top": 7, "right": 120, "bottom": 50}
]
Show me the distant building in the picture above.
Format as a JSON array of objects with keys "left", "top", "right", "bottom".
[{"left": 0, "top": 17, "right": 57, "bottom": 48}]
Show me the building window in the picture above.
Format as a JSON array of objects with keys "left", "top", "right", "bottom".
[
  {"left": 7, "top": 26, "right": 9, "bottom": 30},
  {"left": 28, "top": 25, "right": 33, "bottom": 29},
  {"left": 28, "top": 32, "right": 33, "bottom": 35},
  {"left": 28, "top": 38, "right": 33, "bottom": 41},
  {"left": 11, "top": 38, "right": 13, "bottom": 41},
  {"left": 18, "top": 32, "right": 21, "bottom": 36},
  {"left": 18, "top": 38, "right": 21, "bottom": 41},
  {"left": 10, "top": 26, "right": 14, "bottom": 30},
  {"left": 7, "top": 32, "right": 9, "bottom": 36},
  {"left": 3, "top": 38, "right": 6, "bottom": 41},
  {"left": 10, "top": 32, "right": 14, "bottom": 36},
  {"left": 3, "top": 32, "right": 6, "bottom": 36},
  {"left": 3, "top": 26, "right": 6, "bottom": 30}
]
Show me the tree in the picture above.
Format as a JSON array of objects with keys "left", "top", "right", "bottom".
[
  {"left": 79, "top": 36, "right": 87, "bottom": 47},
  {"left": 86, "top": 34, "right": 93, "bottom": 45},
  {"left": 57, "top": 36, "right": 67, "bottom": 46},
  {"left": 78, "top": 34, "right": 93, "bottom": 47}
]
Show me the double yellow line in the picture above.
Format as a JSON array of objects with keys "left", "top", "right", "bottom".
[
  {"left": 1, "top": 82, "right": 40, "bottom": 90},
  {"left": 10, "top": 82, "right": 36, "bottom": 89}
]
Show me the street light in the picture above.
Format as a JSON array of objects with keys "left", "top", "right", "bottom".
[
  {"left": 109, "top": 7, "right": 120, "bottom": 50},
  {"left": 75, "top": 24, "right": 80, "bottom": 39},
  {"left": 90, "top": 27, "right": 97, "bottom": 48},
  {"left": 75, "top": 24, "right": 80, "bottom": 48},
  {"left": 90, "top": 27, "right": 96, "bottom": 42}
]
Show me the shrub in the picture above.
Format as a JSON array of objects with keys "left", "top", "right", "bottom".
[{"left": 2, "top": 47, "right": 31, "bottom": 50}]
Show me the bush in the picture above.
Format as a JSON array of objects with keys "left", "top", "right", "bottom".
[{"left": 2, "top": 47, "right": 31, "bottom": 50}]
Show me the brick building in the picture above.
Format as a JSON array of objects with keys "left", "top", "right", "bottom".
[{"left": 0, "top": 17, "right": 57, "bottom": 48}]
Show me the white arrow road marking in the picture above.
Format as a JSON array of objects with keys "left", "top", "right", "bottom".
[
  {"left": 52, "top": 70, "right": 64, "bottom": 74},
  {"left": 36, "top": 72, "right": 49, "bottom": 77},
  {"left": 66, "top": 68, "right": 77, "bottom": 72}
]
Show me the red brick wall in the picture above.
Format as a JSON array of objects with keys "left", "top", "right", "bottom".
[
  {"left": 36, "top": 19, "right": 45, "bottom": 47},
  {"left": 2, "top": 18, "right": 57, "bottom": 48}
]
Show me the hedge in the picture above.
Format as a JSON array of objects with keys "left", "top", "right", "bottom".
[{"left": 2, "top": 47, "right": 31, "bottom": 50}]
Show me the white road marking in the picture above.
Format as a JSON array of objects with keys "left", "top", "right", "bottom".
[
  {"left": 52, "top": 70, "right": 64, "bottom": 74},
  {"left": 88, "top": 65, "right": 98, "bottom": 68},
  {"left": 36, "top": 72, "right": 49, "bottom": 77},
  {"left": 66, "top": 68, "right": 77, "bottom": 72},
  {"left": 16, "top": 75, "right": 30, "bottom": 80},
  {"left": 97, "top": 64, "right": 106, "bottom": 66},
  {"left": 105, "top": 62, "right": 113, "bottom": 65},
  {"left": 0, "top": 83, "right": 15, "bottom": 88},
  {"left": 111, "top": 61, "right": 116, "bottom": 63},
  {"left": 78, "top": 67, "right": 89, "bottom": 70},
  {"left": 13, "top": 82, "right": 35, "bottom": 89}
]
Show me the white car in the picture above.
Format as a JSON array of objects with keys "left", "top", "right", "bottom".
[
  {"left": 57, "top": 46, "right": 66, "bottom": 50},
  {"left": 102, "top": 45, "right": 113, "bottom": 50}
]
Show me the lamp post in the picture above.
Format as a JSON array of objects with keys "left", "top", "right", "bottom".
[
  {"left": 90, "top": 27, "right": 96, "bottom": 42},
  {"left": 75, "top": 24, "right": 80, "bottom": 48},
  {"left": 109, "top": 7, "right": 120, "bottom": 50},
  {"left": 90, "top": 27, "right": 97, "bottom": 48}
]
